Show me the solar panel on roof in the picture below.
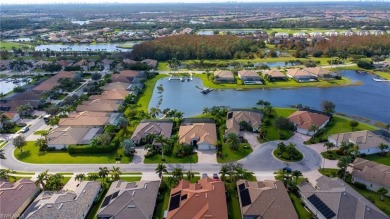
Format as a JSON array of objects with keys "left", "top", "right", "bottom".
[
  {"left": 169, "top": 192, "right": 181, "bottom": 211},
  {"left": 101, "top": 194, "right": 112, "bottom": 208},
  {"left": 112, "top": 191, "right": 119, "bottom": 199},
  {"left": 307, "top": 194, "right": 336, "bottom": 219},
  {"left": 238, "top": 183, "right": 246, "bottom": 191},
  {"left": 239, "top": 188, "right": 251, "bottom": 207}
]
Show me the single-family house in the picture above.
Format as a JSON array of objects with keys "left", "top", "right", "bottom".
[
  {"left": 58, "top": 111, "right": 110, "bottom": 127},
  {"left": 225, "top": 110, "right": 263, "bottom": 136},
  {"left": 238, "top": 70, "right": 262, "bottom": 84},
  {"left": 127, "top": 83, "right": 145, "bottom": 91},
  {"left": 0, "top": 178, "right": 40, "bottom": 218},
  {"left": 131, "top": 120, "right": 174, "bottom": 145},
  {"left": 166, "top": 177, "right": 228, "bottom": 219},
  {"left": 76, "top": 99, "right": 121, "bottom": 112},
  {"left": 89, "top": 89, "right": 130, "bottom": 100},
  {"left": 268, "top": 37, "right": 287, "bottom": 45},
  {"left": 351, "top": 158, "right": 390, "bottom": 196},
  {"left": 274, "top": 32, "right": 289, "bottom": 38},
  {"left": 0, "top": 60, "right": 10, "bottom": 70},
  {"left": 293, "top": 32, "right": 307, "bottom": 38},
  {"left": 47, "top": 126, "right": 102, "bottom": 149},
  {"left": 286, "top": 69, "right": 318, "bottom": 82},
  {"left": 262, "top": 70, "right": 287, "bottom": 81},
  {"left": 0, "top": 112, "right": 20, "bottom": 123},
  {"left": 214, "top": 70, "right": 235, "bottom": 83},
  {"left": 22, "top": 181, "right": 101, "bottom": 219},
  {"left": 288, "top": 110, "right": 330, "bottom": 136},
  {"left": 101, "top": 59, "right": 113, "bottom": 70},
  {"left": 303, "top": 67, "right": 339, "bottom": 79},
  {"left": 56, "top": 60, "right": 73, "bottom": 68},
  {"left": 142, "top": 59, "right": 158, "bottom": 69},
  {"left": 102, "top": 82, "right": 131, "bottom": 91},
  {"left": 97, "top": 180, "right": 160, "bottom": 219},
  {"left": 179, "top": 119, "right": 217, "bottom": 150},
  {"left": 325, "top": 31, "right": 338, "bottom": 37},
  {"left": 237, "top": 180, "right": 298, "bottom": 219},
  {"left": 298, "top": 176, "right": 388, "bottom": 219},
  {"left": 309, "top": 32, "right": 323, "bottom": 37},
  {"left": 328, "top": 130, "right": 389, "bottom": 155},
  {"left": 33, "top": 71, "right": 75, "bottom": 92},
  {"left": 33, "top": 60, "right": 52, "bottom": 69}
]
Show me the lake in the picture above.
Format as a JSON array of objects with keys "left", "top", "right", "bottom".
[
  {"left": 149, "top": 70, "right": 390, "bottom": 123},
  {"left": 34, "top": 44, "right": 132, "bottom": 52},
  {"left": 0, "top": 78, "right": 30, "bottom": 95},
  {"left": 71, "top": 20, "right": 90, "bottom": 25}
]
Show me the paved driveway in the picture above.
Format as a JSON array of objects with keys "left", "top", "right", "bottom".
[{"left": 197, "top": 150, "right": 217, "bottom": 164}]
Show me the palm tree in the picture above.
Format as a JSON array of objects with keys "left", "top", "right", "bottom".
[
  {"left": 379, "top": 143, "right": 389, "bottom": 155},
  {"left": 35, "top": 138, "right": 48, "bottom": 151},
  {"left": 149, "top": 107, "right": 161, "bottom": 118},
  {"left": 186, "top": 170, "right": 195, "bottom": 181},
  {"left": 337, "top": 156, "right": 352, "bottom": 180},
  {"left": 155, "top": 134, "right": 167, "bottom": 160},
  {"left": 172, "top": 168, "right": 183, "bottom": 180},
  {"left": 285, "top": 143, "right": 296, "bottom": 160},
  {"left": 75, "top": 173, "right": 85, "bottom": 182},
  {"left": 98, "top": 167, "right": 109, "bottom": 183},
  {"left": 155, "top": 163, "right": 168, "bottom": 178},
  {"left": 0, "top": 149, "right": 5, "bottom": 159},
  {"left": 219, "top": 165, "right": 229, "bottom": 181},
  {"left": 226, "top": 133, "right": 241, "bottom": 150},
  {"left": 46, "top": 173, "right": 64, "bottom": 191},
  {"left": 202, "top": 107, "right": 210, "bottom": 115},
  {"left": 87, "top": 173, "right": 99, "bottom": 181},
  {"left": 377, "top": 187, "right": 388, "bottom": 201},
  {"left": 0, "top": 169, "right": 15, "bottom": 180},
  {"left": 276, "top": 169, "right": 291, "bottom": 185},
  {"left": 291, "top": 170, "right": 302, "bottom": 183},
  {"left": 110, "top": 166, "right": 122, "bottom": 181},
  {"left": 175, "top": 111, "right": 184, "bottom": 122},
  {"left": 324, "top": 142, "right": 335, "bottom": 153},
  {"left": 35, "top": 170, "right": 48, "bottom": 189}
]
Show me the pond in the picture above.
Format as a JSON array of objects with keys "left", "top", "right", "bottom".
[
  {"left": 149, "top": 70, "right": 390, "bottom": 123},
  {"left": 34, "top": 43, "right": 132, "bottom": 52},
  {"left": 71, "top": 20, "right": 90, "bottom": 25},
  {"left": 0, "top": 78, "right": 30, "bottom": 95}
]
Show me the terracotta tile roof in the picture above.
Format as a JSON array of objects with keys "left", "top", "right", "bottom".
[
  {"left": 303, "top": 67, "right": 333, "bottom": 76},
  {"left": 328, "top": 130, "right": 388, "bottom": 150},
  {"left": 167, "top": 178, "right": 228, "bottom": 219},
  {"left": 131, "top": 120, "right": 173, "bottom": 143},
  {"left": 226, "top": 110, "right": 263, "bottom": 135},
  {"left": 351, "top": 158, "right": 390, "bottom": 188},
  {"left": 1, "top": 112, "right": 18, "bottom": 119},
  {"left": 0, "top": 178, "right": 39, "bottom": 217},
  {"left": 288, "top": 110, "right": 330, "bottom": 130},
  {"left": 111, "top": 75, "right": 134, "bottom": 83},
  {"left": 57, "top": 60, "right": 73, "bottom": 67},
  {"left": 102, "top": 82, "right": 131, "bottom": 91},
  {"left": 286, "top": 68, "right": 313, "bottom": 77},
  {"left": 178, "top": 122, "right": 217, "bottom": 146},
  {"left": 142, "top": 59, "right": 157, "bottom": 68},
  {"left": 237, "top": 180, "right": 298, "bottom": 219},
  {"left": 76, "top": 99, "right": 121, "bottom": 112},
  {"left": 58, "top": 111, "right": 109, "bottom": 127},
  {"left": 238, "top": 70, "right": 260, "bottom": 78},
  {"left": 262, "top": 70, "right": 286, "bottom": 78},
  {"left": 214, "top": 70, "right": 234, "bottom": 79},
  {"left": 89, "top": 89, "right": 130, "bottom": 100},
  {"left": 47, "top": 126, "right": 101, "bottom": 145},
  {"left": 32, "top": 71, "right": 75, "bottom": 92},
  {"left": 119, "top": 70, "right": 141, "bottom": 78}
]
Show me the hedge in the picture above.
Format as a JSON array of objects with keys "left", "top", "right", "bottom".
[{"left": 68, "top": 144, "right": 117, "bottom": 154}]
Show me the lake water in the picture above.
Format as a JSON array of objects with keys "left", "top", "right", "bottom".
[
  {"left": 0, "top": 79, "right": 29, "bottom": 94},
  {"left": 71, "top": 20, "right": 90, "bottom": 25},
  {"left": 34, "top": 44, "right": 132, "bottom": 52},
  {"left": 149, "top": 70, "right": 390, "bottom": 123}
]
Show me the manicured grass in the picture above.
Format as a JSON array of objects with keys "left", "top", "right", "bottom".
[
  {"left": 13, "top": 171, "right": 35, "bottom": 175},
  {"left": 157, "top": 62, "right": 170, "bottom": 70},
  {"left": 144, "top": 153, "right": 198, "bottom": 164},
  {"left": 55, "top": 172, "right": 73, "bottom": 175},
  {"left": 289, "top": 192, "right": 312, "bottom": 219},
  {"left": 349, "top": 183, "right": 390, "bottom": 216},
  {"left": 195, "top": 74, "right": 353, "bottom": 89},
  {"left": 373, "top": 71, "right": 390, "bottom": 80},
  {"left": 120, "top": 176, "right": 142, "bottom": 182},
  {"left": 9, "top": 176, "right": 31, "bottom": 182},
  {"left": 54, "top": 93, "right": 68, "bottom": 100},
  {"left": 274, "top": 108, "right": 296, "bottom": 117},
  {"left": 153, "top": 180, "right": 171, "bottom": 219},
  {"left": 326, "top": 116, "right": 377, "bottom": 135},
  {"left": 320, "top": 150, "right": 341, "bottom": 160},
  {"left": 137, "top": 74, "right": 167, "bottom": 111},
  {"left": 33, "top": 130, "right": 50, "bottom": 135},
  {"left": 260, "top": 108, "right": 296, "bottom": 142},
  {"left": 0, "top": 141, "right": 8, "bottom": 148},
  {"left": 14, "top": 141, "right": 132, "bottom": 164},
  {"left": 318, "top": 168, "right": 339, "bottom": 177},
  {"left": 0, "top": 41, "right": 33, "bottom": 50},
  {"left": 61, "top": 177, "right": 71, "bottom": 185},
  {"left": 273, "top": 148, "right": 303, "bottom": 162},
  {"left": 365, "top": 154, "right": 390, "bottom": 166},
  {"left": 217, "top": 143, "right": 253, "bottom": 163},
  {"left": 227, "top": 188, "right": 242, "bottom": 219}
]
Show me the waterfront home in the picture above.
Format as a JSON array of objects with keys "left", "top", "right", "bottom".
[
  {"left": 101, "top": 59, "right": 113, "bottom": 70},
  {"left": 237, "top": 70, "right": 262, "bottom": 84},
  {"left": 97, "top": 180, "right": 160, "bottom": 219},
  {"left": 102, "top": 82, "right": 131, "bottom": 91},
  {"left": 166, "top": 177, "right": 228, "bottom": 219},
  {"left": 47, "top": 126, "right": 102, "bottom": 149},
  {"left": 89, "top": 89, "right": 130, "bottom": 100},
  {"left": 225, "top": 110, "right": 263, "bottom": 136},
  {"left": 286, "top": 68, "right": 318, "bottom": 82},
  {"left": 32, "top": 71, "right": 75, "bottom": 93},
  {"left": 328, "top": 130, "right": 389, "bottom": 155},
  {"left": 298, "top": 176, "right": 388, "bottom": 219},
  {"left": 179, "top": 119, "right": 217, "bottom": 150},
  {"left": 303, "top": 67, "right": 338, "bottom": 79},
  {"left": 58, "top": 111, "right": 110, "bottom": 127},
  {"left": 142, "top": 59, "right": 158, "bottom": 69},
  {"left": 0, "top": 178, "right": 40, "bottom": 218},
  {"left": 22, "top": 181, "right": 101, "bottom": 219},
  {"left": 214, "top": 70, "right": 235, "bottom": 83},
  {"left": 274, "top": 32, "right": 289, "bottom": 38},
  {"left": 76, "top": 99, "right": 121, "bottom": 112},
  {"left": 351, "top": 158, "right": 390, "bottom": 196},
  {"left": 262, "top": 70, "right": 287, "bottom": 81},
  {"left": 309, "top": 32, "right": 323, "bottom": 37},
  {"left": 237, "top": 180, "right": 298, "bottom": 219},
  {"left": 131, "top": 120, "right": 174, "bottom": 145},
  {"left": 127, "top": 83, "right": 145, "bottom": 91},
  {"left": 288, "top": 110, "right": 330, "bottom": 136}
]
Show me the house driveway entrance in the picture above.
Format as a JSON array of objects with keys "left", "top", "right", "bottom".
[{"left": 197, "top": 150, "right": 217, "bottom": 164}]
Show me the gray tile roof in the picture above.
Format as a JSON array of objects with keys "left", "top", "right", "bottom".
[
  {"left": 351, "top": 158, "right": 390, "bottom": 188},
  {"left": 97, "top": 180, "right": 160, "bottom": 219}
]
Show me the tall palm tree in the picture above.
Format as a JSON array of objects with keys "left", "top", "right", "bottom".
[
  {"left": 291, "top": 170, "right": 302, "bottom": 183},
  {"left": 379, "top": 143, "right": 389, "bottom": 155},
  {"left": 337, "top": 156, "right": 352, "bottom": 180},
  {"left": 324, "top": 142, "right": 335, "bottom": 152},
  {"left": 75, "top": 173, "right": 85, "bottom": 182},
  {"left": 0, "top": 149, "right": 5, "bottom": 159},
  {"left": 175, "top": 111, "right": 184, "bottom": 122},
  {"left": 172, "top": 168, "right": 183, "bottom": 181},
  {"left": 149, "top": 107, "right": 161, "bottom": 118},
  {"left": 88, "top": 173, "right": 99, "bottom": 181},
  {"left": 219, "top": 165, "right": 229, "bottom": 181},
  {"left": 155, "top": 163, "right": 168, "bottom": 178},
  {"left": 110, "top": 166, "right": 122, "bottom": 181},
  {"left": 98, "top": 167, "right": 109, "bottom": 183},
  {"left": 377, "top": 187, "right": 388, "bottom": 201},
  {"left": 202, "top": 107, "right": 210, "bottom": 115},
  {"left": 46, "top": 173, "right": 64, "bottom": 191},
  {"left": 0, "top": 169, "right": 15, "bottom": 180},
  {"left": 155, "top": 134, "right": 167, "bottom": 160},
  {"left": 186, "top": 170, "right": 195, "bottom": 181},
  {"left": 226, "top": 133, "right": 241, "bottom": 150},
  {"left": 35, "top": 170, "right": 48, "bottom": 189}
]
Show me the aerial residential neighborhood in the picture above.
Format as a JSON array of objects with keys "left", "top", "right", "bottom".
[{"left": 1, "top": 1, "right": 390, "bottom": 219}]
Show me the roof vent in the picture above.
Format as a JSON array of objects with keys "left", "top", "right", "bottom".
[
  {"left": 132, "top": 191, "right": 135, "bottom": 196},
  {"left": 58, "top": 203, "right": 63, "bottom": 209},
  {"left": 19, "top": 185, "right": 24, "bottom": 190},
  {"left": 128, "top": 205, "right": 136, "bottom": 208},
  {"left": 47, "top": 205, "right": 52, "bottom": 208},
  {"left": 144, "top": 184, "right": 148, "bottom": 189}
]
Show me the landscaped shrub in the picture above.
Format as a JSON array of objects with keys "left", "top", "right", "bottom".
[
  {"left": 354, "top": 181, "right": 367, "bottom": 190},
  {"left": 68, "top": 144, "right": 116, "bottom": 154}
]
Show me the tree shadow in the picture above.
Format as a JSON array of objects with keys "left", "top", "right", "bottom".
[{"left": 15, "top": 150, "right": 31, "bottom": 159}]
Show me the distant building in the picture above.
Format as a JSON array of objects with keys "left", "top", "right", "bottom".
[
  {"left": 262, "top": 70, "right": 287, "bottom": 81},
  {"left": 58, "top": 111, "right": 110, "bottom": 127}
]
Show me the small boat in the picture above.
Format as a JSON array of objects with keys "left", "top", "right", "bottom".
[
  {"left": 181, "top": 77, "right": 185, "bottom": 82},
  {"left": 373, "top": 78, "right": 390, "bottom": 82},
  {"left": 201, "top": 88, "right": 213, "bottom": 94}
]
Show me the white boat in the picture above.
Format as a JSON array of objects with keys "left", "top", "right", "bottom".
[{"left": 373, "top": 78, "right": 390, "bottom": 82}]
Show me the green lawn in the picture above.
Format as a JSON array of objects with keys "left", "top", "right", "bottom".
[
  {"left": 9, "top": 176, "right": 31, "bottom": 182},
  {"left": 320, "top": 150, "right": 341, "bottom": 160},
  {"left": 326, "top": 116, "right": 377, "bottom": 135},
  {"left": 120, "top": 176, "right": 142, "bottom": 182},
  {"left": 349, "top": 183, "right": 390, "bottom": 216},
  {"left": 373, "top": 71, "right": 390, "bottom": 80},
  {"left": 318, "top": 168, "right": 339, "bottom": 177},
  {"left": 274, "top": 108, "right": 297, "bottom": 117},
  {"left": 260, "top": 108, "right": 296, "bottom": 142},
  {"left": 289, "top": 192, "right": 312, "bottom": 219},
  {"left": 0, "top": 141, "right": 8, "bottom": 148},
  {"left": 144, "top": 153, "right": 198, "bottom": 164},
  {"left": 33, "top": 130, "right": 50, "bottom": 135},
  {"left": 273, "top": 148, "right": 303, "bottom": 162},
  {"left": 227, "top": 188, "right": 242, "bottom": 219},
  {"left": 61, "top": 177, "right": 71, "bottom": 185},
  {"left": 0, "top": 41, "right": 33, "bottom": 50},
  {"left": 14, "top": 141, "right": 132, "bottom": 164},
  {"left": 13, "top": 171, "right": 35, "bottom": 175},
  {"left": 137, "top": 74, "right": 167, "bottom": 111},
  {"left": 157, "top": 62, "right": 170, "bottom": 70},
  {"left": 365, "top": 154, "right": 390, "bottom": 166},
  {"left": 218, "top": 143, "right": 253, "bottom": 163}
]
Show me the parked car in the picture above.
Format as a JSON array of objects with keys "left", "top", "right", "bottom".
[
  {"left": 213, "top": 173, "right": 219, "bottom": 181},
  {"left": 283, "top": 167, "right": 292, "bottom": 173},
  {"left": 202, "top": 173, "right": 208, "bottom": 178},
  {"left": 20, "top": 126, "right": 29, "bottom": 133}
]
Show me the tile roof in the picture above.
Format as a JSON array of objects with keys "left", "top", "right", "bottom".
[
  {"left": 262, "top": 70, "right": 286, "bottom": 78},
  {"left": 286, "top": 68, "right": 313, "bottom": 77},
  {"left": 102, "top": 82, "right": 131, "bottom": 91},
  {"left": 288, "top": 110, "right": 330, "bottom": 130},
  {"left": 303, "top": 67, "right": 334, "bottom": 76},
  {"left": 214, "top": 70, "right": 234, "bottom": 79},
  {"left": 118, "top": 70, "right": 141, "bottom": 78},
  {"left": 97, "top": 181, "right": 160, "bottom": 219},
  {"left": 131, "top": 120, "right": 173, "bottom": 143},
  {"left": 178, "top": 122, "right": 217, "bottom": 146},
  {"left": 142, "top": 59, "right": 158, "bottom": 68},
  {"left": 238, "top": 70, "right": 261, "bottom": 79},
  {"left": 298, "top": 176, "right": 388, "bottom": 219},
  {"left": 236, "top": 180, "right": 298, "bottom": 219},
  {"left": 329, "top": 130, "right": 388, "bottom": 150},
  {"left": 226, "top": 110, "right": 263, "bottom": 135},
  {"left": 32, "top": 71, "right": 75, "bottom": 92},
  {"left": 89, "top": 89, "right": 130, "bottom": 100},
  {"left": 0, "top": 178, "right": 39, "bottom": 217},
  {"left": 47, "top": 126, "right": 101, "bottom": 145},
  {"left": 76, "top": 99, "right": 121, "bottom": 112},
  {"left": 167, "top": 178, "right": 228, "bottom": 219},
  {"left": 22, "top": 181, "right": 101, "bottom": 219},
  {"left": 58, "top": 111, "right": 109, "bottom": 127},
  {"left": 351, "top": 158, "right": 390, "bottom": 188}
]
